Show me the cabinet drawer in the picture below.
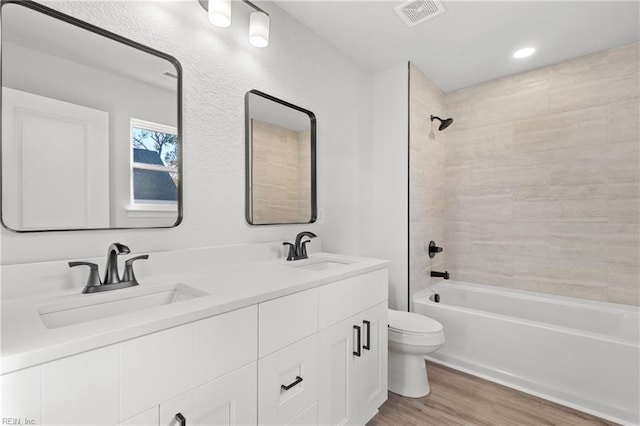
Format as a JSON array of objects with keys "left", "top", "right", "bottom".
[
  {"left": 318, "top": 269, "right": 388, "bottom": 329},
  {"left": 259, "top": 288, "right": 318, "bottom": 357},
  {"left": 258, "top": 334, "right": 318, "bottom": 426}
]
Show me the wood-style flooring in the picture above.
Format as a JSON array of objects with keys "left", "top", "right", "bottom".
[{"left": 368, "top": 362, "right": 617, "bottom": 426}]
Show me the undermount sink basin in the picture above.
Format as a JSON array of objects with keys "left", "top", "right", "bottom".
[
  {"left": 38, "top": 283, "right": 208, "bottom": 329},
  {"left": 290, "top": 258, "right": 354, "bottom": 271}
]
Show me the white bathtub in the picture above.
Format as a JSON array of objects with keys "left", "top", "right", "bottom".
[{"left": 413, "top": 281, "right": 640, "bottom": 425}]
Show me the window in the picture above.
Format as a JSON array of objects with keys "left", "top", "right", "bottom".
[{"left": 130, "top": 118, "right": 178, "bottom": 210}]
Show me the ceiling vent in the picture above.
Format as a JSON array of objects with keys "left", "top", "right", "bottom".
[{"left": 394, "top": 0, "right": 445, "bottom": 28}]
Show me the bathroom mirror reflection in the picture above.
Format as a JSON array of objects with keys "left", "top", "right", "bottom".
[
  {"left": 1, "top": 1, "right": 182, "bottom": 232},
  {"left": 245, "top": 90, "right": 317, "bottom": 225}
]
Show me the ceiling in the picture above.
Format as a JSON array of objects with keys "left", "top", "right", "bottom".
[{"left": 274, "top": 1, "right": 640, "bottom": 92}]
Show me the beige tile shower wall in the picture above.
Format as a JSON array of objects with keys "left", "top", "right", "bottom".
[
  {"left": 443, "top": 42, "right": 640, "bottom": 305},
  {"left": 409, "top": 64, "right": 447, "bottom": 301},
  {"left": 252, "top": 120, "right": 309, "bottom": 224}
]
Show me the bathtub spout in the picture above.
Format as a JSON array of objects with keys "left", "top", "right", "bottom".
[{"left": 431, "top": 270, "right": 449, "bottom": 279}]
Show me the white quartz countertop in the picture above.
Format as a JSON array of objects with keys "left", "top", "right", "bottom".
[{"left": 1, "top": 253, "right": 389, "bottom": 375}]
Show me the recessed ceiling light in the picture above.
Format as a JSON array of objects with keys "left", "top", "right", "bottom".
[{"left": 513, "top": 47, "right": 536, "bottom": 59}]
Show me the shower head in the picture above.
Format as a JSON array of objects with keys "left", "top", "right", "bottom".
[{"left": 430, "top": 115, "right": 454, "bottom": 131}]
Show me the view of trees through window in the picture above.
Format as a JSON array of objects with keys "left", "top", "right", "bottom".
[
  {"left": 131, "top": 119, "right": 179, "bottom": 206},
  {"left": 132, "top": 128, "right": 178, "bottom": 170}
]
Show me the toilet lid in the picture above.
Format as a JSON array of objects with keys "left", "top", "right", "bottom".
[{"left": 388, "top": 309, "right": 443, "bottom": 334}]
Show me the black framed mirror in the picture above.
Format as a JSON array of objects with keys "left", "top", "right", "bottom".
[
  {"left": 1, "top": 0, "right": 182, "bottom": 232},
  {"left": 245, "top": 90, "right": 317, "bottom": 225}
]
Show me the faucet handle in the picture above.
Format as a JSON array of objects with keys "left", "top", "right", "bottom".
[
  {"left": 69, "top": 261, "right": 102, "bottom": 291},
  {"left": 428, "top": 241, "right": 443, "bottom": 258},
  {"left": 122, "top": 255, "right": 149, "bottom": 284},
  {"left": 282, "top": 242, "right": 295, "bottom": 261}
]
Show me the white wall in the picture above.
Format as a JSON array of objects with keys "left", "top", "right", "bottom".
[
  {"left": 367, "top": 63, "right": 409, "bottom": 310},
  {"left": 0, "top": 0, "right": 373, "bottom": 264}
]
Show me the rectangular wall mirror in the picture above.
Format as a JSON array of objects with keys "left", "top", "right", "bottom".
[
  {"left": 1, "top": 1, "right": 182, "bottom": 232},
  {"left": 245, "top": 90, "right": 316, "bottom": 225}
]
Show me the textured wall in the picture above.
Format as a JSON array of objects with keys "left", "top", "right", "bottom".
[
  {"left": 408, "top": 64, "right": 447, "bottom": 303},
  {"left": 443, "top": 42, "right": 640, "bottom": 305},
  {"left": 0, "top": 1, "right": 372, "bottom": 264}
]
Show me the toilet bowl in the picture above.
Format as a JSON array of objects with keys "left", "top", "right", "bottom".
[{"left": 388, "top": 309, "right": 444, "bottom": 398}]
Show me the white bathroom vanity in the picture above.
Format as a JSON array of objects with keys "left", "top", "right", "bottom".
[{"left": 1, "top": 245, "right": 389, "bottom": 425}]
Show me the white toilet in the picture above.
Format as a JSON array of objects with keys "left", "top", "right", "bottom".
[{"left": 387, "top": 309, "right": 445, "bottom": 398}]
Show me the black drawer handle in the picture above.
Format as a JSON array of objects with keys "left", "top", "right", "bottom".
[
  {"left": 353, "top": 324, "right": 361, "bottom": 357},
  {"left": 281, "top": 376, "right": 303, "bottom": 391},
  {"left": 175, "top": 412, "right": 186, "bottom": 426},
  {"left": 363, "top": 320, "right": 371, "bottom": 351}
]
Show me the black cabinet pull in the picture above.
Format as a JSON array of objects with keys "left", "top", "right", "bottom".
[
  {"left": 353, "top": 325, "right": 361, "bottom": 357},
  {"left": 281, "top": 376, "right": 303, "bottom": 391},
  {"left": 175, "top": 412, "right": 186, "bottom": 426},
  {"left": 363, "top": 320, "right": 371, "bottom": 351}
]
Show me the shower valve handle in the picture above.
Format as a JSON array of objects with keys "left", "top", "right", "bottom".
[{"left": 428, "top": 241, "right": 444, "bottom": 258}]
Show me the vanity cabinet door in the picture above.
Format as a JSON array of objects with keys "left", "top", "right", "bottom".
[
  {"left": 318, "top": 269, "right": 387, "bottom": 329},
  {"left": 317, "top": 302, "right": 388, "bottom": 426},
  {"left": 356, "top": 302, "right": 388, "bottom": 424},
  {"left": 42, "top": 344, "right": 119, "bottom": 425},
  {"left": 0, "top": 365, "right": 42, "bottom": 425},
  {"left": 121, "top": 324, "right": 193, "bottom": 421},
  {"left": 258, "top": 334, "right": 318, "bottom": 425},
  {"left": 287, "top": 403, "right": 318, "bottom": 426},
  {"left": 159, "top": 363, "right": 257, "bottom": 426},
  {"left": 193, "top": 305, "right": 258, "bottom": 387},
  {"left": 259, "top": 288, "right": 318, "bottom": 357},
  {"left": 317, "top": 316, "right": 359, "bottom": 426},
  {"left": 119, "top": 407, "right": 159, "bottom": 426}
]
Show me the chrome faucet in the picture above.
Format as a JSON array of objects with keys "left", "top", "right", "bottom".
[
  {"left": 69, "top": 243, "right": 149, "bottom": 293},
  {"left": 283, "top": 231, "right": 317, "bottom": 261}
]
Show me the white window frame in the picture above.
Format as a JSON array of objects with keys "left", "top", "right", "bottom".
[{"left": 129, "top": 118, "right": 178, "bottom": 215}]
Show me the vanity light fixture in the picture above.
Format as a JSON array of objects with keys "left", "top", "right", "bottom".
[
  {"left": 249, "top": 10, "right": 270, "bottom": 48},
  {"left": 208, "top": 0, "right": 231, "bottom": 27},
  {"left": 199, "top": 0, "right": 270, "bottom": 48},
  {"left": 513, "top": 46, "right": 536, "bottom": 59}
]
